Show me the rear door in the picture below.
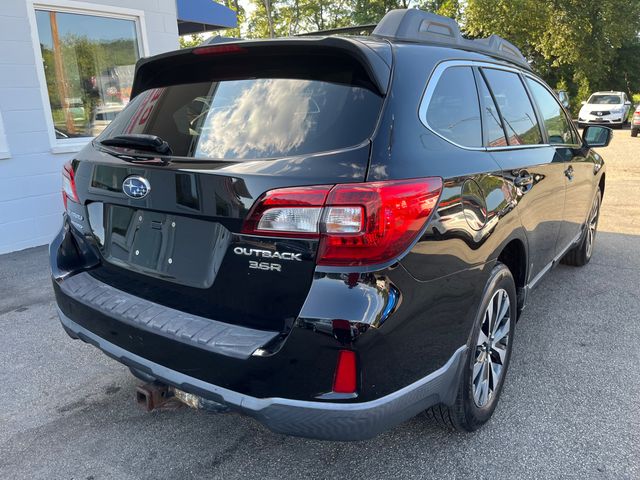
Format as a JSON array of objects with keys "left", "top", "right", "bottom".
[
  {"left": 524, "top": 76, "right": 590, "bottom": 249},
  {"left": 480, "top": 67, "right": 567, "bottom": 281},
  {"left": 71, "top": 43, "right": 389, "bottom": 333}
]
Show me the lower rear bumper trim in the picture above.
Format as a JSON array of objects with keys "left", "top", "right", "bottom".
[{"left": 58, "top": 308, "right": 466, "bottom": 441}]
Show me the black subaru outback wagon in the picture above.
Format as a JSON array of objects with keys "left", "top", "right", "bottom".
[{"left": 51, "top": 9, "right": 611, "bottom": 440}]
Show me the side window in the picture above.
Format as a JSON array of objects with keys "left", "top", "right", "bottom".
[
  {"left": 426, "top": 66, "right": 482, "bottom": 147},
  {"left": 477, "top": 73, "right": 507, "bottom": 147},
  {"left": 482, "top": 69, "right": 542, "bottom": 146},
  {"left": 525, "top": 78, "right": 576, "bottom": 145}
]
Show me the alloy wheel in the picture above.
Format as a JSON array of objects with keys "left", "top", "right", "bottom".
[
  {"left": 585, "top": 193, "right": 601, "bottom": 259},
  {"left": 473, "top": 289, "right": 511, "bottom": 408}
]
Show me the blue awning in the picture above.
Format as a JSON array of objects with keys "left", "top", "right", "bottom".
[{"left": 177, "top": 0, "right": 238, "bottom": 35}]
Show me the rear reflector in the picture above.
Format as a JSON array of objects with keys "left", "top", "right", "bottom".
[
  {"left": 332, "top": 350, "right": 357, "bottom": 394},
  {"left": 62, "top": 160, "right": 79, "bottom": 209},
  {"left": 242, "top": 178, "right": 443, "bottom": 266}
]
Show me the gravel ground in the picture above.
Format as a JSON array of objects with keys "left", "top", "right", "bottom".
[{"left": 0, "top": 129, "right": 638, "bottom": 479}]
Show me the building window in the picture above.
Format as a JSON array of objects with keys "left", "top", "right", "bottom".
[{"left": 34, "top": 8, "right": 142, "bottom": 141}]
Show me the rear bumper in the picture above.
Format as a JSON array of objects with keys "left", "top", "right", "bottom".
[{"left": 57, "top": 308, "right": 466, "bottom": 441}]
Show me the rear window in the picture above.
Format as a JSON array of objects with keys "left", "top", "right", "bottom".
[
  {"left": 587, "top": 94, "right": 622, "bottom": 105},
  {"left": 99, "top": 75, "right": 382, "bottom": 160},
  {"left": 425, "top": 66, "right": 482, "bottom": 147}
]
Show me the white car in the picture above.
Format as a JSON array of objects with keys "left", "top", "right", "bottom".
[
  {"left": 87, "top": 104, "right": 124, "bottom": 137},
  {"left": 578, "top": 91, "right": 632, "bottom": 128}
]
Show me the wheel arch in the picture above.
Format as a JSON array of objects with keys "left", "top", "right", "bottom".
[
  {"left": 598, "top": 172, "right": 606, "bottom": 199},
  {"left": 496, "top": 237, "right": 528, "bottom": 318}
]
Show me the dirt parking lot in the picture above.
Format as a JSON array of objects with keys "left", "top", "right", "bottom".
[{"left": 1, "top": 129, "right": 639, "bottom": 480}]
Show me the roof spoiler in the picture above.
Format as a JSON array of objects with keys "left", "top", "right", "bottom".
[
  {"left": 130, "top": 37, "right": 391, "bottom": 98},
  {"left": 372, "top": 9, "right": 530, "bottom": 70}
]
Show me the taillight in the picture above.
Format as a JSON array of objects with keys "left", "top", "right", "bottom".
[
  {"left": 242, "top": 178, "right": 443, "bottom": 267},
  {"left": 62, "top": 160, "right": 79, "bottom": 209},
  {"left": 318, "top": 179, "right": 442, "bottom": 266},
  {"left": 242, "top": 185, "right": 332, "bottom": 238}
]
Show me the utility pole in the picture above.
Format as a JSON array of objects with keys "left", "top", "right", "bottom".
[{"left": 50, "top": 11, "right": 76, "bottom": 134}]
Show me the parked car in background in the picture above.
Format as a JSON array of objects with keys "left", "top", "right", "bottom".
[
  {"left": 631, "top": 104, "right": 640, "bottom": 137},
  {"left": 87, "top": 104, "right": 124, "bottom": 137},
  {"left": 556, "top": 90, "right": 570, "bottom": 109},
  {"left": 578, "top": 91, "right": 632, "bottom": 128},
  {"left": 51, "top": 9, "right": 611, "bottom": 441}
]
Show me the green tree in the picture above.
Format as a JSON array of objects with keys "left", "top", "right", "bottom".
[
  {"left": 179, "top": 33, "right": 205, "bottom": 48},
  {"left": 462, "top": 0, "right": 640, "bottom": 111}
]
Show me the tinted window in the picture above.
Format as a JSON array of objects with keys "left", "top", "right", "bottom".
[
  {"left": 526, "top": 78, "right": 576, "bottom": 145},
  {"left": 100, "top": 75, "right": 382, "bottom": 160},
  {"left": 482, "top": 69, "right": 542, "bottom": 146},
  {"left": 477, "top": 74, "right": 507, "bottom": 147},
  {"left": 426, "top": 67, "right": 482, "bottom": 147}
]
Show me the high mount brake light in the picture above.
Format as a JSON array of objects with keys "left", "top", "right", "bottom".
[
  {"left": 242, "top": 178, "right": 443, "bottom": 267},
  {"left": 192, "top": 45, "right": 247, "bottom": 56},
  {"left": 62, "top": 161, "right": 79, "bottom": 209}
]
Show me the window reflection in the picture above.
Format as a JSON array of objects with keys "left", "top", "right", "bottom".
[
  {"left": 194, "top": 79, "right": 317, "bottom": 159},
  {"left": 35, "top": 10, "right": 140, "bottom": 139},
  {"left": 100, "top": 76, "right": 382, "bottom": 160}
]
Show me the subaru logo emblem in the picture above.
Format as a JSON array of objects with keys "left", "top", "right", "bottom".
[{"left": 122, "top": 176, "right": 151, "bottom": 199}]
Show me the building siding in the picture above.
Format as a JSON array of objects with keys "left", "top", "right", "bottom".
[{"left": 0, "top": 0, "right": 179, "bottom": 254}]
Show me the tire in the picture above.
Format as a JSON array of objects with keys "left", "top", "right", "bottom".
[
  {"left": 631, "top": 128, "right": 638, "bottom": 138},
  {"left": 561, "top": 187, "right": 602, "bottom": 267},
  {"left": 426, "top": 263, "right": 516, "bottom": 431}
]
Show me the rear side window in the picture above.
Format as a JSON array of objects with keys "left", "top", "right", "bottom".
[
  {"left": 477, "top": 74, "right": 507, "bottom": 147},
  {"left": 426, "top": 66, "right": 482, "bottom": 147},
  {"left": 100, "top": 74, "right": 382, "bottom": 160},
  {"left": 482, "top": 69, "right": 542, "bottom": 146},
  {"left": 525, "top": 78, "right": 577, "bottom": 145}
]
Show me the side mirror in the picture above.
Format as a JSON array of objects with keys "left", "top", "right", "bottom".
[
  {"left": 625, "top": 101, "right": 632, "bottom": 106},
  {"left": 583, "top": 125, "right": 612, "bottom": 148},
  {"left": 581, "top": 101, "right": 587, "bottom": 105}
]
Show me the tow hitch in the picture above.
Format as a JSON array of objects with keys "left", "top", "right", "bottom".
[
  {"left": 135, "top": 381, "right": 229, "bottom": 413},
  {"left": 135, "top": 382, "right": 182, "bottom": 411}
]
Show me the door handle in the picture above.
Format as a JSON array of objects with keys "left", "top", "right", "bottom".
[
  {"left": 564, "top": 165, "right": 574, "bottom": 180},
  {"left": 514, "top": 172, "right": 534, "bottom": 190}
]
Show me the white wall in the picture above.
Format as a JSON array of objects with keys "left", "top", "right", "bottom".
[{"left": 0, "top": 0, "right": 179, "bottom": 254}]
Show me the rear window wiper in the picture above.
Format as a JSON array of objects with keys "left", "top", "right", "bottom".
[{"left": 100, "top": 134, "right": 172, "bottom": 156}]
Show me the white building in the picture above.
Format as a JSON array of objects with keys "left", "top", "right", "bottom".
[{"left": 0, "top": 0, "right": 236, "bottom": 254}]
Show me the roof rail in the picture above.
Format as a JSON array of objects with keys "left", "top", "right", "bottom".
[
  {"left": 296, "top": 24, "right": 377, "bottom": 37},
  {"left": 372, "top": 9, "right": 530, "bottom": 70}
]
